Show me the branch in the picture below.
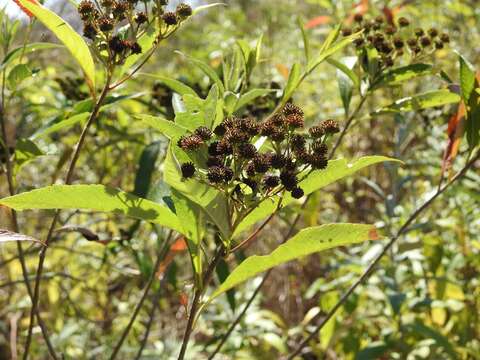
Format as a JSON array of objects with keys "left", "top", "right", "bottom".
[
  {"left": 23, "top": 75, "right": 112, "bottom": 360},
  {"left": 286, "top": 149, "right": 480, "bottom": 359}
]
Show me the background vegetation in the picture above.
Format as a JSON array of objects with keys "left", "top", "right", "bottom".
[{"left": 0, "top": 0, "right": 479, "bottom": 359}]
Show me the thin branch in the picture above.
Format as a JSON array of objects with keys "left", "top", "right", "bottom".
[
  {"left": 286, "top": 149, "right": 480, "bottom": 359},
  {"left": 109, "top": 230, "right": 173, "bottom": 360},
  {"left": 23, "top": 74, "right": 112, "bottom": 360},
  {"left": 178, "top": 246, "right": 225, "bottom": 360}
]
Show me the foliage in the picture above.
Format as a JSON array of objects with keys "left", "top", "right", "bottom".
[{"left": 0, "top": 0, "right": 479, "bottom": 359}]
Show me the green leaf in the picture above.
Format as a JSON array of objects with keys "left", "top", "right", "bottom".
[
  {"left": 135, "top": 114, "right": 188, "bottom": 139},
  {"left": 282, "top": 63, "right": 301, "bottom": 102},
  {"left": 30, "top": 112, "right": 90, "bottom": 140},
  {"left": 139, "top": 73, "right": 198, "bottom": 97},
  {"left": 297, "top": 17, "right": 311, "bottom": 63},
  {"left": 373, "top": 63, "right": 434, "bottom": 89},
  {"left": 1, "top": 42, "right": 62, "bottom": 71},
  {"left": 0, "top": 185, "right": 183, "bottom": 234},
  {"left": 15, "top": 138, "right": 44, "bottom": 170},
  {"left": 192, "top": 3, "right": 227, "bottom": 15},
  {"left": 164, "top": 144, "right": 231, "bottom": 239},
  {"left": 7, "top": 64, "right": 31, "bottom": 90},
  {"left": 466, "top": 84, "right": 480, "bottom": 149},
  {"left": 177, "top": 52, "right": 225, "bottom": 93},
  {"left": 374, "top": 90, "right": 461, "bottom": 114},
  {"left": 134, "top": 142, "right": 161, "bottom": 198},
  {"left": 210, "top": 223, "right": 379, "bottom": 300},
  {"left": 17, "top": 0, "right": 95, "bottom": 92},
  {"left": 233, "top": 156, "right": 400, "bottom": 237},
  {"left": 334, "top": 57, "right": 357, "bottom": 115},
  {"left": 171, "top": 189, "right": 204, "bottom": 281},
  {"left": 459, "top": 54, "right": 476, "bottom": 102},
  {"left": 327, "top": 58, "right": 360, "bottom": 89},
  {"left": 235, "top": 88, "right": 275, "bottom": 111},
  {"left": 215, "top": 259, "right": 236, "bottom": 311},
  {"left": 308, "top": 29, "right": 361, "bottom": 74}
]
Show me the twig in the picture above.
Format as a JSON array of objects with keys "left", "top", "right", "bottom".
[
  {"left": 134, "top": 285, "right": 162, "bottom": 360},
  {"left": 23, "top": 74, "right": 112, "bottom": 360},
  {"left": 1, "top": 52, "right": 58, "bottom": 359},
  {"left": 178, "top": 246, "right": 225, "bottom": 360},
  {"left": 286, "top": 149, "right": 480, "bottom": 359},
  {"left": 109, "top": 230, "right": 173, "bottom": 360}
]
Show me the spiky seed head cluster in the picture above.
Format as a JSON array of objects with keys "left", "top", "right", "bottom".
[
  {"left": 342, "top": 14, "right": 450, "bottom": 69},
  {"left": 77, "top": 1, "right": 192, "bottom": 64},
  {"left": 177, "top": 103, "right": 339, "bottom": 202}
]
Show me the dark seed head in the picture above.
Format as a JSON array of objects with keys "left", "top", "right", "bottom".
[
  {"left": 285, "top": 113, "right": 304, "bottom": 128},
  {"left": 130, "top": 42, "right": 142, "bottom": 54},
  {"left": 353, "top": 13, "right": 363, "bottom": 23},
  {"left": 135, "top": 12, "right": 148, "bottom": 25},
  {"left": 312, "top": 142, "right": 328, "bottom": 156},
  {"left": 407, "top": 38, "right": 418, "bottom": 48},
  {"left": 206, "top": 156, "right": 223, "bottom": 168},
  {"left": 223, "top": 167, "right": 234, "bottom": 183},
  {"left": 283, "top": 103, "right": 304, "bottom": 117},
  {"left": 291, "top": 134, "right": 306, "bottom": 151},
  {"left": 291, "top": 187, "right": 304, "bottom": 199},
  {"left": 420, "top": 36, "right": 431, "bottom": 47},
  {"left": 83, "top": 23, "right": 97, "bottom": 40},
  {"left": 207, "top": 166, "right": 225, "bottom": 184},
  {"left": 253, "top": 153, "right": 271, "bottom": 173},
  {"left": 385, "top": 26, "right": 397, "bottom": 35},
  {"left": 237, "top": 143, "right": 257, "bottom": 159},
  {"left": 178, "top": 135, "right": 203, "bottom": 151},
  {"left": 214, "top": 123, "right": 226, "bottom": 136},
  {"left": 428, "top": 28, "right": 438, "bottom": 38},
  {"left": 217, "top": 140, "right": 233, "bottom": 155},
  {"left": 112, "top": 1, "right": 128, "bottom": 20},
  {"left": 98, "top": 17, "right": 114, "bottom": 32},
  {"left": 354, "top": 37, "right": 365, "bottom": 48},
  {"left": 321, "top": 119, "right": 340, "bottom": 134},
  {"left": 208, "top": 141, "right": 221, "bottom": 156},
  {"left": 245, "top": 162, "right": 256, "bottom": 177},
  {"left": 263, "top": 175, "right": 280, "bottom": 189},
  {"left": 78, "top": 0, "right": 96, "bottom": 20},
  {"left": 440, "top": 33, "right": 450, "bottom": 43},
  {"left": 342, "top": 27, "right": 352, "bottom": 36},
  {"left": 309, "top": 154, "right": 328, "bottom": 169},
  {"left": 195, "top": 126, "right": 212, "bottom": 141},
  {"left": 176, "top": 3, "right": 192, "bottom": 18},
  {"left": 398, "top": 17, "right": 409, "bottom": 27},
  {"left": 414, "top": 28, "right": 424, "bottom": 37},
  {"left": 109, "top": 36, "right": 126, "bottom": 53},
  {"left": 162, "top": 12, "right": 178, "bottom": 25},
  {"left": 434, "top": 40, "right": 444, "bottom": 49},
  {"left": 393, "top": 37, "right": 404, "bottom": 49},
  {"left": 181, "top": 162, "right": 195, "bottom": 178},
  {"left": 280, "top": 171, "right": 297, "bottom": 191},
  {"left": 309, "top": 125, "right": 325, "bottom": 138},
  {"left": 271, "top": 154, "right": 286, "bottom": 169}
]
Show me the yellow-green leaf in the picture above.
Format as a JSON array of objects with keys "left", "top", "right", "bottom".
[
  {"left": 17, "top": 0, "right": 95, "bottom": 92},
  {"left": 210, "top": 223, "right": 379, "bottom": 300},
  {"left": 0, "top": 184, "right": 183, "bottom": 234}
]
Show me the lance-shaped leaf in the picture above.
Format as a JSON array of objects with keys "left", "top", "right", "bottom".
[
  {"left": 0, "top": 229, "right": 43, "bottom": 244},
  {"left": 233, "top": 156, "right": 400, "bottom": 237},
  {"left": 373, "top": 90, "right": 461, "bottom": 114},
  {"left": 139, "top": 73, "right": 198, "bottom": 97},
  {"left": 0, "top": 185, "right": 183, "bottom": 234},
  {"left": 14, "top": 0, "right": 96, "bottom": 92},
  {"left": 373, "top": 63, "right": 434, "bottom": 89},
  {"left": 135, "top": 115, "right": 188, "bottom": 139},
  {"left": 210, "top": 223, "right": 379, "bottom": 300}
]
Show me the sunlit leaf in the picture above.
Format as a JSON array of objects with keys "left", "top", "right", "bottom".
[
  {"left": 0, "top": 185, "right": 183, "bottom": 234},
  {"left": 374, "top": 90, "right": 461, "bottom": 114},
  {"left": 210, "top": 224, "right": 379, "bottom": 300},
  {"left": 14, "top": 0, "right": 96, "bottom": 92}
]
